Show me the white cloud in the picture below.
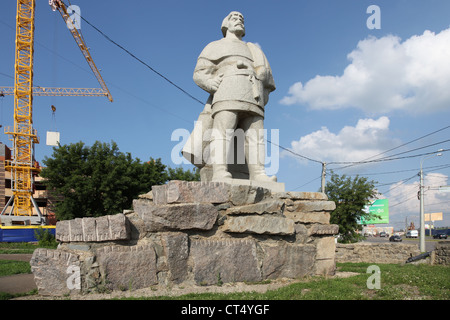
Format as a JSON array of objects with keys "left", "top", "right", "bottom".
[
  {"left": 281, "top": 28, "right": 450, "bottom": 114},
  {"left": 286, "top": 116, "right": 400, "bottom": 164},
  {"left": 388, "top": 173, "right": 450, "bottom": 219}
]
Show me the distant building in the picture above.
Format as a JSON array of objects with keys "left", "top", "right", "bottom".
[
  {"left": 0, "top": 142, "right": 56, "bottom": 225},
  {"left": 362, "top": 225, "right": 394, "bottom": 237}
]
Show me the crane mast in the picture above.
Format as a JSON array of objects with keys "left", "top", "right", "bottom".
[{"left": 4, "top": 0, "right": 39, "bottom": 218}]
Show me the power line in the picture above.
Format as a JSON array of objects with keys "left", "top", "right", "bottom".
[
  {"left": 266, "top": 139, "right": 323, "bottom": 164},
  {"left": 72, "top": 7, "right": 205, "bottom": 106},
  {"left": 329, "top": 125, "right": 450, "bottom": 170},
  {"left": 0, "top": 72, "right": 14, "bottom": 80},
  {"left": 335, "top": 163, "right": 450, "bottom": 177},
  {"left": 376, "top": 173, "right": 418, "bottom": 195},
  {"left": 353, "top": 125, "right": 450, "bottom": 163},
  {"left": 390, "top": 194, "right": 418, "bottom": 208},
  {"left": 328, "top": 148, "right": 450, "bottom": 165},
  {"left": 292, "top": 175, "right": 322, "bottom": 191},
  {"left": 371, "top": 139, "right": 450, "bottom": 162}
]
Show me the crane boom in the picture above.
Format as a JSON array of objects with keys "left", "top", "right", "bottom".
[
  {"left": 1, "top": 86, "right": 109, "bottom": 98},
  {"left": 50, "top": 0, "right": 113, "bottom": 102}
]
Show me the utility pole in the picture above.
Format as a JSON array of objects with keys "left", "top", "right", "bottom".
[
  {"left": 321, "top": 162, "right": 326, "bottom": 193},
  {"left": 419, "top": 166, "right": 425, "bottom": 252},
  {"left": 419, "top": 149, "right": 443, "bottom": 252}
]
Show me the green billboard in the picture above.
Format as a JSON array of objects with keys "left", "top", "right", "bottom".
[{"left": 359, "top": 199, "right": 389, "bottom": 224}]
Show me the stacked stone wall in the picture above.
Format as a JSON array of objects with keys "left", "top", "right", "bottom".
[
  {"left": 30, "top": 180, "right": 338, "bottom": 296},
  {"left": 434, "top": 241, "right": 450, "bottom": 265},
  {"left": 335, "top": 242, "right": 421, "bottom": 264}
]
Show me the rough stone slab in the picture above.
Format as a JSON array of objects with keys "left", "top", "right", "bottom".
[
  {"left": 152, "top": 180, "right": 230, "bottom": 205},
  {"left": 161, "top": 232, "right": 189, "bottom": 283},
  {"left": 30, "top": 248, "right": 81, "bottom": 296},
  {"left": 314, "top": 259, "right": 336, "bottom": 276},
  {"left": 229, "top": 184, "right": 268, "bottom": 206},
  {"left": 56, "top": 214, "right": 129, "bottom": 242},
  {"left": 169, "top": 180, "right": 230, "bottom": 204},
  {"left": 95, "top": 216, "right": 112, "bottom": 242},
  {"left": 55, "top": 220, "right": 70, "bottom": 242},
  {"left": 262, "top": 243, "right": 315, "bottom": 279},
  {"left": 69, "top": 219, "right": 83, "bottom": 242},
  {"left": 309, "top": 224, "right": 339, "bottom": 235},
  {"left": 133, "top": 200, "right": 218, "bottom": 232},
  {"left": 225, "top": 199, "right": 285, "bottom": 215},
  {"left": 151, "top": 185, "right": 167, "bottom": 205},
  {"left": 284, "top": 211, "right": 330, "bottom": 224},
  {"left": 294, "top": 224, "right": 308, "bottom": 243},
  {"left": 273, "top": 191, "right": 328, "bottom": 201},
  {"left": 151, "top": 180, "right": 272, "bottom": 206},
  {"left": 82, "top": 217, "right": 97, "bottom": 242},
  {"left": 286, "top": 200, "right": 336, "bottom": 212},
  {"left": 223, "top": 215, "right": 295, "bottom": 235},
  {"left": 96, "top": 244, "right": 158, "bottom": 291},
  {"left": 107, "top": 214, "right": 130, "bottom": 240},
  {"left": 190, "top": 239, "right": 261, "bottom": 285},
  {"left": 315, "top": 237, "right": 336, "bottom": 260},
  {"left": 138, "top": 190, "right": 153, "bottom": 200},
  {"left": 227, "top": 178, "right": 285, "bottom": 193}
]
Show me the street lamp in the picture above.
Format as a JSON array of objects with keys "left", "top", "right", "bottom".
[{"left": 419, "top": 149, "right": 443, "bottom": 252}]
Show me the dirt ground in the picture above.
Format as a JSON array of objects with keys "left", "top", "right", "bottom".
[
  {"left": 0, "top": 253, "right": 359, "bottom": 300},
  {"left": 13, "top": 271, "right": 359, "bottom": 300}
]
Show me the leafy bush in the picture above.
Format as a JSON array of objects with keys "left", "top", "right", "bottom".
[{"left": 34, "top": 228, "right": 58, "bottom": 248}]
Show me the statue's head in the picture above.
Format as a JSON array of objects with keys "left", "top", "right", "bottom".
[{"left": 221, "top": 11, "right": 245, "bottom": 38}]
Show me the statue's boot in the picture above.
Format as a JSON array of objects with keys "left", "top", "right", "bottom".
[
  {"left": 211, "top": 137, "right": 232, "bottom": 181},
  {"left": 249, "top": 164, "right": 277, "bottom": 182},
  {"left": 212, "top": 164, "right": 232, "bottom": 181},
  {"left": 247, "top": 141, "right": 277, "bottom": 182}
]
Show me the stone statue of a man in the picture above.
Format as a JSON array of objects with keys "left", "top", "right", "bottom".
[{"left": 183, "top": 11, "right": 277, "bottom": 183}]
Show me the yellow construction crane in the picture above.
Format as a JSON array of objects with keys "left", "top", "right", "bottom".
[{"left": 1, "top": 0, "right": 112, "bottom": 224}]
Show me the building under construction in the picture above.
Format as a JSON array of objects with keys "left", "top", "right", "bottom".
[{"left": 0, "top": 142, "right": 56, "bottom": 226}]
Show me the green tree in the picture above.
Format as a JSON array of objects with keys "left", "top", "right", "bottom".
[
  {"left": 325, "top": 172, "right": 377, "bottom": 243},
  {"left": 40, "top": 141, "right": 169, "bottom": 220},
  {"left": 167, "top": 166, "right": 200, "bottom": 181}
]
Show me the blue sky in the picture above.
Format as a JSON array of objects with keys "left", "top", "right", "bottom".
[{"left": 1, "top": 0, "right": 449, "bottom": 229}]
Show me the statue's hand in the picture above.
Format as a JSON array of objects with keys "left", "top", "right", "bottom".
[
  {"left": 207, "top": 73, "right": 224, "bottom": 93},
  {"left": 237, "top": 60, "right": 251, "bottom": 69},
  {"left": 255, "top": 66, "right": 268, "bottom": 82}
]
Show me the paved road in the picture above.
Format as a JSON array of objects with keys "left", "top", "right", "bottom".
[
  {"left": 364, "top": 236, "right": 448, "bottom": 252},
  {"left": 0, "top": 254, "right": 36, "bottom": 295}
]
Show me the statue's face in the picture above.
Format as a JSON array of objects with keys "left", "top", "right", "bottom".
[{"left": 227, "top": 12, "right": 245, "bottom": 36}]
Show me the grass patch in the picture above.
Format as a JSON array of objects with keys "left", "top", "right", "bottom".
[
  {"left": 0, "top": 242, "right": 39, "bottom": 254},
  {"left": 0, "top": 260, "right": 31, "bottom": 277},
  {"left": 0, "top": 243, "right": 45, "bottom": 300},
  {"left": 0, "top": 289, "right": 38, "bottom": 301},
  {"left": 0, "top": 241, "right": 58, "bottom": 254}
]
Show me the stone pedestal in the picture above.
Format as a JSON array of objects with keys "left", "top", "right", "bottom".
[{"left": 30, "top": 180, "right": 338, "bottom": 296}]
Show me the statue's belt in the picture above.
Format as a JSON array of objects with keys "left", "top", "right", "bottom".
[
  {"left": 220, "top": 69, "right": 256, "bottom": 78},
  {"left": 219, "top": 70, "right": 261, "bottom": 101}
]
